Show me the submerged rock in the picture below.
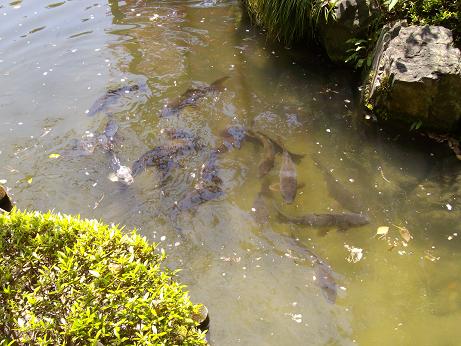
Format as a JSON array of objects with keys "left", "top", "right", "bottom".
[{"left": 364, "top": 22, "right": 461, "bottom": 132}]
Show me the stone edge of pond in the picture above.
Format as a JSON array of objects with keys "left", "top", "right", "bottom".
[
  {"left": 0, "top": 208, "right": 209, "bottom": 345},
  {"left": 0, "top": 185, "right": 13, "bottom": 213}
]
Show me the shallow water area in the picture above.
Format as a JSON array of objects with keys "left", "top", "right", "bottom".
[{"left": 1, "top": 0, "right": 461, "bottom": 344}]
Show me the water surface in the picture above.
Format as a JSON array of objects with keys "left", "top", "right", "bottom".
[{"left": 1, "top": 0, "right": 461, "bottom": 344}]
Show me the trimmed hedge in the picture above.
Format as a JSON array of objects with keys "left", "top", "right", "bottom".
[{"left": 0, "top": 209, "right": 207, "bottom": 345}]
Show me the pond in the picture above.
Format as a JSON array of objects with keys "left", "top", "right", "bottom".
[{"left": 1, "top": 0, "right": 461, "bottom": 344}]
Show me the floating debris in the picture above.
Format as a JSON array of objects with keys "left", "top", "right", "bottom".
[
  {"left": 345, "top": 245, "right": 363, "bottom": 263},
  {"left": 284, "top": 313, "right": 302, "bottom": 324},
  {"left": 376, "top": 226, "right": 389, "bottom": 238},
  {"left": 424, "top": 250, "right": 440, "bottom": 262},
  {"left": 392, "top": 224, "right": 412, "bottom": 243}
]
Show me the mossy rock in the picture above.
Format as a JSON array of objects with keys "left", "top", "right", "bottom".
[
  {"left": 0, "top": 209, "right": 207, "bottom": 345},
  {"left": 364, "top": 22, "right": 461, "bottom": 133}
]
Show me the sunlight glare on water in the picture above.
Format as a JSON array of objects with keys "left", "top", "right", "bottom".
[{"left": 1, "top": 0, "right": 461, "bottom": 345}]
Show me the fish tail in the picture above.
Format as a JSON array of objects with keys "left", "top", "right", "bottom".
[
  {"left": 210, "top": 76, "right": 229, "bottom": 91},
  {"left": 290, "top": 152, "right": 305, "bottom": 163}
]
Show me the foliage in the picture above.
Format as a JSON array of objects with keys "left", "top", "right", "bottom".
[
  {"left": 346, "top": 0, "right": 459, "bottom": 67},
  {"left": 0, "top": 209, "right": 207, "bottom": 345},
  {"left": 384, "top": 0, "right": 399, "bottom": 11},
  {"left": 245, "top": 0, "right": 337, "bottom": 44},
  {"left": 410, "top": 119, "right": 423, "bottom": 131},
  {"left": 345, "top": 38, "right": 374, "bottom": 69},
  {"left": 383, "top": 0, "right": 460, "bottom": 42}
]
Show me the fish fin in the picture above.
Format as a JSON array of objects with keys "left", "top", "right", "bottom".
[
  {"left": 289, "top": 152, "right": 305, "bottom": 163},
  {"left": 210, "top": 76, "right": 229, "bottom": 91},
  {"left": 269, "top": 183, "right": 280, "bottom": 192},
  {"left": 108, "top": 173, "right": 119, "bottom": 182},
  {"left": 256, "top": 131, "right": 305, "bottom": 162}
]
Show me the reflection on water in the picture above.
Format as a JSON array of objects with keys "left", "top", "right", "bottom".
[{"left": 1, "top": 0, "right": 461, "bottom": 344}]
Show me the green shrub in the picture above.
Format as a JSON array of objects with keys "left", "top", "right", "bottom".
[
  {"left": 386, "top": 0, "right": 460, "bottom": 42},
  {"left": 346, "top": 0, "right": 460, "bottom": 67},
  {"left": 0, "top": 209, "right": 207, "bottom": 345}
]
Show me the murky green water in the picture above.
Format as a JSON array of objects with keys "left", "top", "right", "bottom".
[{"left": 2, "top": 0, "right": 461, "bottom": 344}]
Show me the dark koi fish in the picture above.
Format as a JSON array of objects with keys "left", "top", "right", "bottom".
[
  {"left": 160, "top": 76, "right": 229, "bottom": 117},
  {"left": 87, "top": 84, "right": 143, "bottom": 117}
]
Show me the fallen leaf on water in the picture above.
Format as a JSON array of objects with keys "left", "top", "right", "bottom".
[
  {"left": 48, "top": 153, "right": 60, "bottom": 159},
  {"left": 376, "top": 226, "right": 389, "bottom": 238},
  {"left": 27, "top": 177, "right": 32, "bottom": 184},
  {"left": 393, "top": 224, "right": 412, "bottom": 242}
]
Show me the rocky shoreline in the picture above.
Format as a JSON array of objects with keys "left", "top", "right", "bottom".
[{"left": 243, "top": 0, "right": 461, "bottom": 148}]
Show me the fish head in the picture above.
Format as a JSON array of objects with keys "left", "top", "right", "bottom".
[
  {"left": 354, "top": 213, "right": 370, "bottom": 226},
  {"left": 341, "top": 213, "right": 370, "bottom": 229}
]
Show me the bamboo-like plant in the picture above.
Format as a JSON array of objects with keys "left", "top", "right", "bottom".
[{"left": 246, "top": 0, "right": 338, "bottom": 44}]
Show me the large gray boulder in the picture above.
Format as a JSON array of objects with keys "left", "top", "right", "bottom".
[
  {"left": 364, "top": 22, "right": 461, "bottom": 132},
  {"left": 317, "top": 0, "right": 377, "bottom": 63}
]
